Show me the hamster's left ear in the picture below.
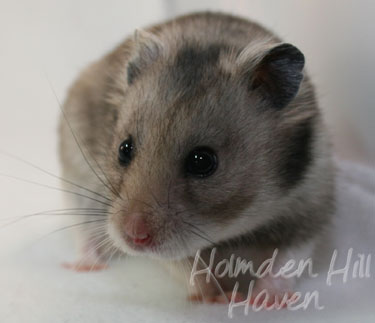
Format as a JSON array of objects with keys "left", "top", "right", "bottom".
[
  {"left": 127, "top": 29, "right": 166, "bottom": 85},
  {"left": 238, "top": 43, "right": 305, "bottom": 109}
]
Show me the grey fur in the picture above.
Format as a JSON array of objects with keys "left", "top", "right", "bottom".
[{"left": 59, "top": 12, "right": 335, "bottom": 299}]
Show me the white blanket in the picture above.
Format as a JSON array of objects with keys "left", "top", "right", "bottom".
[{"left": 1, "top": 160, "right": 374, "bottom": 323}]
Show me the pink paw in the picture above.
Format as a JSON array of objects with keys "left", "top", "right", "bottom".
[
  {"left": 249, "top": 291, "right": 298, "bottom": 309},
  {"left": 62, "top": 261, "right": 108, "bottom": 272},
  {"left": 189, "top": 291, "right": 246, "bottom": 304},
  {"left": 188, "top": 290, "right": 298, "bottom": 309}
]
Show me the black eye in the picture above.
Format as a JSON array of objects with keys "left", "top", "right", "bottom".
[
  {"left": 118, "top": 137, "right": 133, "bottom": 166},
  {"left": 185, "top": 147, "right": 218, "bottom": 178}
]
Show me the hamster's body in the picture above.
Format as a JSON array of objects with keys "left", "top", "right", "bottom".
[{"left": 59, "top": 12, "right": 334, "bottom": 303}]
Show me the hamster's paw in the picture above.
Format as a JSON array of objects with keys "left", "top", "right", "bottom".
[
  {"left": 188, "top": 291, "right": 246, "bottom": 304},
  {"left": 63, "top": 239, "right": 113, "bottom": 272},
  {"left": 188, "top": 289, "right": 297, "bottom": 308},
  {"left": 250, "top": 275, "right": 297, "bottom": 309},
  {"left": 249, "top": 290, "right": 298, "bottom": 309},
  {"left": 62, "top": 261, "right": 108, "bottom": 272}
]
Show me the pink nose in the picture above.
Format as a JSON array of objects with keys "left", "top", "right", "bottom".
[{"left": 123, "top": 213, "right": 152, "bottom": 246}]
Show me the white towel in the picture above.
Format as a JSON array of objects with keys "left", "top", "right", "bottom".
[{"left": 0, "top": 159, "right": 374, "bottom": 323}]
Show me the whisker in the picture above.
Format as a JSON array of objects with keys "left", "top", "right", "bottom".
[
  {"left": 37, "top": 219, "right": 107, "bottom": 241},
  {"left": 188, "top": 229, "right": 214, "bottom": 246},
  {"left": 175, "top": 207, "right": 200, "bottom": 216},
  {"left": 0, "top": 207, "right": 108, "bottom": 221},
  {"left": 183, "top": 226, "right": 215, "bottom": 246},
  {"left": 128, "top": 198, "right": 156, "bottom": 211},
  {"left": 90, "top": 154, "right": 124, "bottom": 202},
  {"left": 148, "top": 188, "right": 162, "bottom": 208},
  {"left": 19, "top": 219, "right": 109, "bottom": 252},
  {"left": 104, "top": 242, "right": 121, "bottom": 266},
  {"left": 0, "top": 210, "right": 110, "bottom": 230},
  {"left": 181, "top": 220, "right": 214, "bottom": 244},
  {"left": 46, "top": 77, "right": 122, "bottom": 200},
  {"left": 83, "top": 226, "right": 110, "bottom": 241},
  {"left": 80, "top": 237, "right": 113, "bottom": 272},
  {"left": 0, "top": 151, "right": 115, "bottom": 203},
  {"left": 0, "top": 173, "right": 112, "bottom": 207}
]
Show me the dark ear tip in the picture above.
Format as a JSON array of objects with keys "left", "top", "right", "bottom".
[
  {"left": 252, "top": 43, "right": 306, "bottom": 109},
  {"left": 269, "top": 43, "right": 305, "bottom": 69}
]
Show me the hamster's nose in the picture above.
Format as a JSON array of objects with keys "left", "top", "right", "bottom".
[{"left": 123, "top": 213, "right": 152, "bottom": 246}]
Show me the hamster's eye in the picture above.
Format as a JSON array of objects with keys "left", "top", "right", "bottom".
[
  {"left": 118, "top": 137, "right": 133, "bottom": 166},
  {"left": 185, "top": 147, "right": 218, "bottom": 178}
]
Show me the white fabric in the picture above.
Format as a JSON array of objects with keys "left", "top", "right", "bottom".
[{"left": 1, "top": 159, "right": 374, "bottom": 323}]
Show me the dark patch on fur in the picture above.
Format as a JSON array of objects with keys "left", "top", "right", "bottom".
[
  {"left": 127, "top": 61, "right": 141, "bottom": 85},
  {"left": 279, "top": 117, "right": 315, "bottom": 189},
  {"left": 252, "top": 43, "right": 305, "bottom": 109},
  {"left": 171, "top": 44, "right": 228, "bottom": 95}
]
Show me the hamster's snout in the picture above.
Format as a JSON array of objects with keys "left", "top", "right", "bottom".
[{"left": 122, "top": 213, "right": 153, "bottom": 248}]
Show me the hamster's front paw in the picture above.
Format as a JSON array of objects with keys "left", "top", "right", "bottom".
[
  {"left": 187, "top": 277, "right": 297, "bottom": 308},
  {"left": 188, "top": 291, "right": 246, "bottom": 304},
  {"left": 62, "top": 238, "right": 114, "bottom": 272},
  {"left": 250, "top": 275, "right": 297, "bottom": 309},
  {"left": 62, "top": 261, "right": 108, "bottom": 272},
  {"left": 61, "top": 252, "right": 108, "bottom": 272}
]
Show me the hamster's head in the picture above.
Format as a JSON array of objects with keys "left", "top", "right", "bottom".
[{"left": 105, "top": 30, "right": 317, "bottom": 259}]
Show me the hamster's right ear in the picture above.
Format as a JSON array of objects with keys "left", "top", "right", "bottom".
[
  {"left": 237, "top": 42, "right": 305, "bottom": 109},
  {"left": 127, "top": 30, "right": 166, "bottom": 85}
]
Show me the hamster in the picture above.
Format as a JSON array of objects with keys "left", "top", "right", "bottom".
[{"left": 59, "top": 12, "right": 335, "bottom": 304}]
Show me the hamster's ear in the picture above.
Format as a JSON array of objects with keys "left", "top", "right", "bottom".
[
  {"left": 238, "top": 43, "right": 305, "bottom": 109},
  {"left": 127, "top": 29, "right": 165, "bottom": 85}
]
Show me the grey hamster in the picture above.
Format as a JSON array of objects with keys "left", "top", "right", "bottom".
[{"left": 59, "top": 12, "right": 334, "bottom": 303}]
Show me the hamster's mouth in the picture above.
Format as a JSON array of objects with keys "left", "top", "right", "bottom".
[
  {"left": 121, "top": 233, "right": 185, "bottom": 259},
  {"left": 122, "top": 233, "right": 157, "bottom": 252},
  {"left": 108, "top": 223, "right": 166, "bottom": 257},
  {"left": 107, "top": 221, "right": 205, "bottom": 260},
  {"left": 118, "top": 232, "right": 196, "bottom": 260}
]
